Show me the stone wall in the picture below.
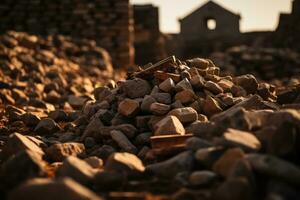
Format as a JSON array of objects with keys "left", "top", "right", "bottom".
[
  {"left": 275, "top": 0, "right": 300, "bottom": 50},
  {"left": 0, "top": 0, "right": 134, "bottom": 68},
  {"left": 133, "top": 4, "right": 166, "bottom": 65}
]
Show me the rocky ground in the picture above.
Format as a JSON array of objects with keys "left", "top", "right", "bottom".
[{"left": 0, "top": 33, "right": 300, "bottom": 200}]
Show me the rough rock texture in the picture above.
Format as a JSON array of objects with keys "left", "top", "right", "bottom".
[
  {"left": 1, "top": 54, "right": 300, "bottom": 200},
  {"left": 57, "top": 156, "right": 97, "bottom": 185},
  {"left": 154, "top": 115, "right": 185, "bottom": 136},
  {"left": 105, "top": 152, "right": 145, "bottom": 173},
  {"left": 7, "top": 178, "right": 103, "bottom": 200},
  {"left": 45, "top": 143, "right": 85, "bottom": 162}
]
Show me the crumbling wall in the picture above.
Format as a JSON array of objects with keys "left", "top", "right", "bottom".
[
  {"left": 275, "top": 2, "right": 300, "bottom": 50},
  {"left": 0, "top": 0, "right": 134, "bottom": 68},
  {"left": 292, "top": 0, "right": 300, "bottom": 15},
  {"left": 133, "top": 4, "right": 166, "bottom": 65}
]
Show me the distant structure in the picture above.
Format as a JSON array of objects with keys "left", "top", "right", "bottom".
[
  {"left": 133, "top": 5, "right": 166, "bottom": 65},
  {"left": 276, "top": 0, "right": 300, "bottom": 50},
  {"left": 179, "top": 1, "right": 240, "bottom": 41},
  {"left": 278, "top": 0, "right": 300, "bottom": 30},
  {"left": 0, "top": 0, "right": 298, "bottom": 67},
  {"left": 178, "top": 1, "right": 241, "bottom": 57},
  {"left": 164, "top": 0, "right": 300, "bottom": 59},
  {"left": 0, "top": 0, "right": 167, "bottom": 67}
]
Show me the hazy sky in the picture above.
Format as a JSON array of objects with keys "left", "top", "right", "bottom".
[{"left": 131, "top": 0, "right": 293, "bottom": 33}]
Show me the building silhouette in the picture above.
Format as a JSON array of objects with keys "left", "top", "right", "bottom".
[
  {"left": 179, "top": 1, "right": 240, "bottom": 42},
  {"left": 177, "top": 0, "right": 242, "bottom": 58},
  {"left": 165, "top": 0, "right": 300, "bottom": 59}
]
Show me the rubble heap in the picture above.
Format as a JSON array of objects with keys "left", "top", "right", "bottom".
[
  {"left": 0, "top": 0, "right": 134, "bottom": 68},
  {"left": 0, "top": 31, "right": 119, "bottom": 113},
  {"left": 211, "top": 46, "right": 300, "bottom": 81},
  {"left": 1, "top": 55, "right": 300, "bottom": 200}
]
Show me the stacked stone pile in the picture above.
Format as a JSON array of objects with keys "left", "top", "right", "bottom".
[
  {"left": 0, "top": 31, "right": 117, "bottom": 116},
  {"left": 0, "top": 55, "right": 300, "bottom": 200},
  {"left": 0, "top": 0, "right": 134, "bottom": 68}
]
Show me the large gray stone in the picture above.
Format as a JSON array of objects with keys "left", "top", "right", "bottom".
[
  {"left": 57, "top": 156, "right": 97, "bottom": 185},
  {"left": 34, "top": 118, "right": 61, "bottom": 135},
  {"left": 218, "top": 128, "right": 261, "bottom": 152},
  {"left": 146, "top": 151, "right": 194, "bottom": 178},
  {"left": 105, "top": 152, "right": 145, "bottom": 173},
  {"left": 122, "top": 78, "right": 151, "bottom": 98},
  {"left": 168, "top": 107, "right": 198, "bottom": 124},
  {"left": 2, "top": 132, "right": 45, "bottom": 159},
  {"left": 154, "top": 115, "right": 185, "bottom": 136},
  {"left": 0, "top": 150, "right": 47, "bottom": 188},
  {"left": 247, "top": 154, "right": 300, "bottom": 186},
  {"left": 46, "top": 142, "right": 85, "bottom": 162}
]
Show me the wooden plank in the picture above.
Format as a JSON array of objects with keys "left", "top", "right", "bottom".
[
  {"left": 154, "top": 71, "right": 181, "bottom": 83},
  {"left": 131, "top": 56, "right": 177, "bottom": 79},
  {"left": 150, "top": 134, "right": 193, "bottom": 149}
]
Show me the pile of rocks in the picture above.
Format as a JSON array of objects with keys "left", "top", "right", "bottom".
[
  {"left": 1, "top": 31, "right": 113, "bottom": 70},
  {"left": 0, "top": 31, "right": 118, "bottom": 115},
  {"left": 211, "top": 46, "right": 300, "bottom": 81},
  {"left": 0, "top": 0, "right": 134, "bottom": 68},
  {"left": 1, "top": 55, "right": 300, "bottom": 200}
]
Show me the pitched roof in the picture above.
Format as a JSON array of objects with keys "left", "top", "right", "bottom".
[{"left": 180, "top": 0, "right": 240, "bottom": 22}]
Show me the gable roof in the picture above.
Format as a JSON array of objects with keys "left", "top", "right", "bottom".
[{"left": 180, "top": 0, "right": 240, "bottom": 22}]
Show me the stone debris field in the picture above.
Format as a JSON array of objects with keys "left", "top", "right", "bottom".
[{"left": 0, "top": 32, "right": 300, "bottom": 200}]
